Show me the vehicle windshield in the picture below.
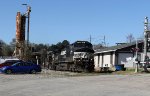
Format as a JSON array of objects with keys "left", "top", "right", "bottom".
[{"left": 12, "top": 62, "right": 21, "bottom": 66}]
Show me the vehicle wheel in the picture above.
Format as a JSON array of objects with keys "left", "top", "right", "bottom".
[
  {"left": 5, "top": 69, "right": 12, "bottom": 74},
  {"left": 30, "top": 69, "right": 36, "bottom": 74}
]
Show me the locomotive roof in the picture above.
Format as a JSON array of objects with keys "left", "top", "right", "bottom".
[{"left": 72, "top": 41, "right": 92, "bottom": 45}]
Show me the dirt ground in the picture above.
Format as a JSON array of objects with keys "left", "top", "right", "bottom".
[{"left": 1, "top": 69, "right": 150, "bottom": 96}]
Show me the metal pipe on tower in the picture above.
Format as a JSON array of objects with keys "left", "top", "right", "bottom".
[{"left": 27, "top": 6, "right": 31, "bottom": 48}]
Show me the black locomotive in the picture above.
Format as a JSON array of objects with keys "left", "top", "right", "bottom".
[{"left": 51, "top": 41, "right": 94, "bottom": 72}]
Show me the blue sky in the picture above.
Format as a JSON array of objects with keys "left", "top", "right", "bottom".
[{"left": 0, "top": 0, "right": 149, "bottom": 46}]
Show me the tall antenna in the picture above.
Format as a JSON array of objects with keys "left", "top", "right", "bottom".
[
  {"left": 90, "top": 35, "right": 92, "bottom": 43},
  {"left": 104, "top": 35, "right": 106, "bottom": 46}
]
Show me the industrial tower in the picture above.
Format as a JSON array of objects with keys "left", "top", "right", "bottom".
[{"left": 14, "top": 5, "right": 31, "bottom": 60}]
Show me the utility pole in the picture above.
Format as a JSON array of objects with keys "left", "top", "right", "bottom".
[
  {"left": 22, "top": 4, "right": 31, "bottom": 61},
  {"left": 143, "top": 17, "right": 149, "bottom": 72},
  {"left": 135, "top": 39, "right": 139, "bottom": 73},
  {"left": 90, "top": 35, "right": 92, "bottom": 43},
  {"left": 0, "top": 41, "right": 2, "bottom": 56}
]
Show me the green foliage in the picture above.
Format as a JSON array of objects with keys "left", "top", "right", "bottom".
[
  {"left": 0, "top": 39, "right": 70, "bottom": 56},
  {"left": 0, "top": 39, "right": 13, "bottom": 56},
  {"left": 33, "top": 43, "right": 48, "bottom": 52},
  {"left": 48, "top": 40, "right": 70, "bottom": 54}
]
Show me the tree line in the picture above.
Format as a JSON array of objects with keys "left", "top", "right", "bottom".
[
  {"left": 0, "top": 39, "right": 70, "bottom": 56},
  {"left": 0, "top": 34, "right": 136, "bottom": 56}
]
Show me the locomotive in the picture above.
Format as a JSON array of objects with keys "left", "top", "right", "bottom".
[{"left": 51, "top": 41, "right": 95, "bottom": 72}]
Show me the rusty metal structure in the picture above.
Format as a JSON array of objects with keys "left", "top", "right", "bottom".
[
  {"left": 16, "top": 12, "right": 26, "bottom": 42},
  {"left": 14, "top": 12, "right": 26, "bottom": 59},
  {"left": 14, "top": 5, "right": 31, "bottom": 60}
]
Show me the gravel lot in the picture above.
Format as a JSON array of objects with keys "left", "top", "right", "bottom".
[{"left": 1, "top": 69, "right": 150, "bottom": 96}]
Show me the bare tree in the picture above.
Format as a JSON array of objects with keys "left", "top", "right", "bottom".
[{"left": 126, "top": 34, "right": 135, "bottom": 43}]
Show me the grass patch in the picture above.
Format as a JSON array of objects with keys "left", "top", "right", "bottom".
[
  {"left": 70, "top": 68, "right": 146, "bottom": 76},
  {"left": 43, "top": 68, "right": 150, "bottom": 78}
]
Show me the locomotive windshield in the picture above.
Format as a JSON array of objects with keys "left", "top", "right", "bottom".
[
  {"left": 72, "top": 41, "right": 94, "bottom": 53},
  {"left": 73, "top": 41, "right": 92, "bottom": 49}
]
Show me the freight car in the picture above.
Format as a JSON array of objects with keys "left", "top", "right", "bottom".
[{"left": 51, "top": 41, "right": 94, "bottom": 72}]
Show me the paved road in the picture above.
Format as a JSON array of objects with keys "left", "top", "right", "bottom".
[{"left": 0, "top": 71, "right": 150, "bottom": 96}]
